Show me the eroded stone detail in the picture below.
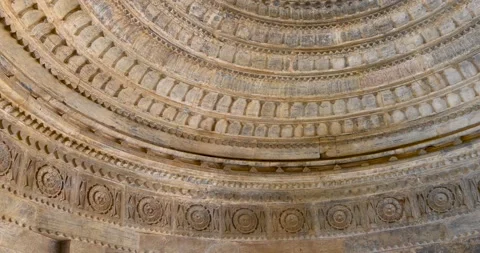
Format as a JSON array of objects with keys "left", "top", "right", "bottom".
[
  {"left": 279, "top": 208, "right": 305, "bottom": 233},
  {"left": 35, "top": 165, "right": 63, "bottom": 198},
  {"left": 376, "top": 197, "right": 403, "bottom": 223},
  {"left": 137, "top": 197, "right": 164, "bottom": 225},
  {"left": 88, "top": 185, "right": 114, "bottom": 214},
  {"left": 232, "top": 208, "right": 258, "bottom": 234},
  {"left": 186, "top": 205, "right": 212, "bottom": 231},
  {"left": 427, "top": 186, "right": 456, "bottom": 213},
  {"left": 0, "top": 0, "right": 480, "bottom": 251},
  {"left": 327, "top": 205, "right": 353, "bottom": 230},
  {"left": 0, "top": 141, "right": 12, "bottom": 176}
]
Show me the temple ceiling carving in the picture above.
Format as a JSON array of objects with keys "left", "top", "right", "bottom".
[{"left": 0, "top": 0, "right": 480, "bottom": 252}]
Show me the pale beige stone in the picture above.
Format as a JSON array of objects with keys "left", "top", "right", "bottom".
[{"left": 0, "top": 0, "right": 479, "bottom": 251}]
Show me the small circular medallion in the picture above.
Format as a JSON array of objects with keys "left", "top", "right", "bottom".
[
  {"left": 327, "top": 205, "right": 352, "bottom": 230},
  {"left": 138, "top": 197, "right": 163, "bottom": 224},
  {"left": 0, "top": 142, "right": 11, "bottom": 176},
  {"left": 88, "top": 185, "right": 114, "bottom": 214},
  {"left": 376, "top": 197, "right": 403, "bottom": 222},
  {"left": 427, "top": 187, "right": 455, "bottom": 213},
  {"left": 186, "top": 205, "right": 211, "bottom": 231},
  {"left": 279, "top": 208, "right": 305, "bottom": 233},
  {"left": 233, "top": 208, "right": 258, "bottom": 234},
  {"left": 36, "top": 165, "right": 63, "bottom": 198}
]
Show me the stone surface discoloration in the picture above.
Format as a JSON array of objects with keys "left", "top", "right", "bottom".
[{"left": 0, "top": 0, "right": 480, "bottom": 251}]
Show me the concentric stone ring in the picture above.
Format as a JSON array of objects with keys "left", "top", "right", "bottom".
[
  {"left": 0, "top": 142, "right": 11, "bottom": 176},
  {"left": 36, "top": 165, "right": 63, "bottom": 198},
  {"left": 280, "top": 208, "right": 305, "bottom": 233},
  {"left": 233, "top": 208, "right": 258, "bottom": 234},
  {"left": 376, "top": 197, "right": 403, "bottom": 222},
  {"left": 138, "top": 197, "right": 163, "bottom": 224},
  {"left": 427, "top": 187, "right": 455, "bottom": 213},
  {"left": 327, "top": 205, "right": 353, "bottom": 230},
  {"left": 88, "top": 185, "right": 114, "bottom": 214},
  {"left": 186, "top": 205, "right": 211, "bottom": 231}
]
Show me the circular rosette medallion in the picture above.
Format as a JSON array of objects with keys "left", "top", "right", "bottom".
[
  {"left": 427, "top": 187, "right": 455, "bottom": 213},
  {"left": 88, "top": 185, "right": 114, "bottom": 214},
  {"left": 36, "top": 166, "right": 63, "bottom": 198},
  {"left": 138, "top": 197, "right": 163, "bottom": 224},
  {"left": 376, "top": 197, "right": 403, "bottom": 222},
  {"left": 0, "top": 142, "right": 11, "bottom": 176},
  {"left": 233, "top": 209, "right": 258, "bottom": 234},
  {"left": 327, "top": 205, "right": 353, "bottom": 230},
  {"left": 186, "top": 205, "right": 211, "bottom": 231},
  {"left": 279, "top": 209, "right": 305, "bottom": 233}
]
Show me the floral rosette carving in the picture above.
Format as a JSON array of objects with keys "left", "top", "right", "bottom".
[
  {"left": 88, "top": 185, "right": 114, "bottom": 214},
  {"left": 186, "top": 205, "right": 211, "bottom": 231},
  {"left": 376, "top": 197, "right": 403, "bottom": 222},
  {"left": 36, "top": 165, "right": 63, "bottom": 198},
  {"left": 0, "top": 142, "right": 11, "bottom": 176},
  {"left": 233, "top": 208, "right": 258, "bottom": 234},
  {"left": 279, "top": 208, "right": 305, "bottom": 233},
  {"left": 138, "top": 197, "right": 163, "bottom": 224},
  {"left": 427, "top": 187, "right": 455, "bottom": 213},
  {"left": 327, "top": 205, "right": 353, "bottom": 230}
]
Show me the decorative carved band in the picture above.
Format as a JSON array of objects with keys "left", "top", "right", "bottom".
[{"left": 0, "top": 133, "right": 478, "bottom": 239}]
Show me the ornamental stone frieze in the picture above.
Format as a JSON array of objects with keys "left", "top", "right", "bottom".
[{"left": 1, "top": 0, "right": 480, "bottom": 252}]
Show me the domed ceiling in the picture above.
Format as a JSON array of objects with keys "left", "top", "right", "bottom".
[{"left": 0, "top": 0, "right": 480, "bottom": 252}]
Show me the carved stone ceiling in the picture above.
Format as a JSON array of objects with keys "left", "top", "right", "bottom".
[{"left": 0, "top": 0, "right": 480, "bottom": 252}]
